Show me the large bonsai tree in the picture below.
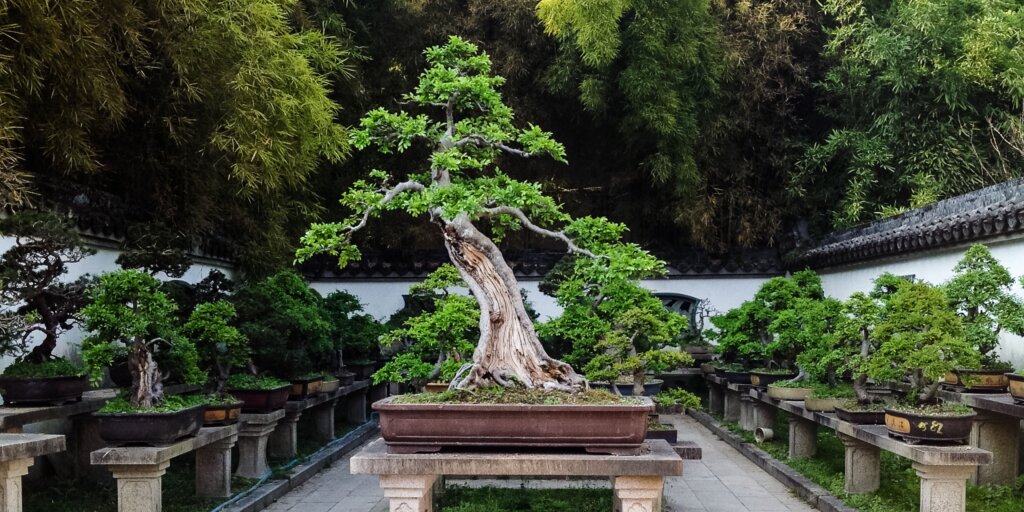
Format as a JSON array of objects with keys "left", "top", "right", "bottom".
[
  {"left": 944, "top": 244, "right": 1024, "bottom": 369},
  {"left": 183, "top": 300, "right": 249, "bottom": 395},
  {"left": 299, "top": 37, "right": 625, "bottom": 391},
  {"left": 0, "top": 211, "right": 95, "bottom": 363}
]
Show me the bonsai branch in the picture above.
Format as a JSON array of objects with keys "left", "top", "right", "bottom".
[
  {"left": 480, "top": 206, "right": 603, "bottom": 260},
  {"left": 455, "top": 136, "right": 532, "bottom": 158},
  {"left": 347, "top": 180, "right": 427, "bottom": 235}
]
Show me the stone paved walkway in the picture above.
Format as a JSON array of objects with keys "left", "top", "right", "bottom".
[{"left": 260, "top": 414, "right": 816, "bottom": 512}]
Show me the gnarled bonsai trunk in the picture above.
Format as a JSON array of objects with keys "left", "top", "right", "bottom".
[
  {"left": 129, "top": 337, "right": 163, "bottom": 407},
  {"left": 442, "top": 217, "right": 585, "bottom": 391}
]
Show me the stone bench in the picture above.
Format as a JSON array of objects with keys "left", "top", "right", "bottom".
[
  {"left": 938, "top": 389, "right": 1023, "bottom": 485},
  {"left": 0, "top": 434, "right": 65, "bottom": 512},
  {"left": 749, "top": 388, "right": 992, "bottom": 512},
  {"left": 90, "top": 425, "right": 238, "bottom": 512},
  {"left": 269, "top": 379, "right": 370, "bottom": 459},
  {"left": 351, "top": 438, "right": 684, "bottom": 512}
]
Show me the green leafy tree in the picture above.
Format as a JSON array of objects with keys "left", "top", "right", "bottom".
[
  {"left": 865, "top": 280, "right": 979, "bottom": 404},
  {"left": 80, "top": 270, "right": 203, "bottom": 407},
  {"left": 830, "top": 289, "right": 885, "bottom": 402},
  {"left": 945, "top": 244, "right": 1024, "bottom": 369},
  {"left": 783, "top": 296, "right": 843, "bottom": 383},
  {"left": 372, "top": 265, "right": 478, "bottom": 389},
  {"left": 794, "top": 0, "right": 1024, "bottom": 228},
  {"left": 182, "top": 301, "right": 249, "bottom": 395},
  {"left": 297, "top": 37, "right": 639, "bottom": 391},
  {"left": 232, "top": 271, "right": 331, "bottom": 379},
  {"left": 322, "top": 290, "right": 386, "bottom": 369},
  {"left": 0, "top": 211, "right": 95, "bottom": 363}
]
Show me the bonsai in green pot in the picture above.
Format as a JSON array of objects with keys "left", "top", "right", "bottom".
[
  {"left": 182, "top": 300, "right": 249, "bottom": 424},
  {"left": 0, "top": 211, "right": 94, "bottom": 404},
  {"left": 81, "top": 270, "right": 206, "bottom": 444},
  {"left": 943, "top": 244, "right": 1023, "bottom": 391},
  {"left": 372, "top": 265, "right": 477, "bottom": 392},
  {"left": 865, "top": 280, "right": 980, "bottom": 443}
]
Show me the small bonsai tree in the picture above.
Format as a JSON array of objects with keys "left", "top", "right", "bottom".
[
  {"left": 782, "top": 296, "right": 843, "bottom": 383},
  {"left": 865, "top": 280, "right": 979, "bottom": 405},
  {"left": 297, "top": 37, "right": 639, "bottom": 391},
  {"left": 322, "top": 290, "right": 385, "bottom": 369},
  {"left": 0, "top": 211, "right": 95, "bottom": 370},
  {"left": 81, "top": 270, "right": 204, "bottom": 407},
  {"left": 944, "top": 244, "right": 1024, "bottom": 369},
  {"left": 372, "top": 265, "right": 478, "bottom": 390},
  {"left": 182, "top": 300, "right": 249, "bottom": 395},
  {"left": 232, "top": 270, "right": 331, "bottom": 379}
]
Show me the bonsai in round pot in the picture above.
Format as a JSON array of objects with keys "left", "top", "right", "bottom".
[
  {"left": 0, "top": 211, "right": 94, "bottom": 405},
  {"left": 942, "top": 244, "right": 1023, "bottom": 392},
  {"left": 372, "top": 266, "right": 477, "bottom": 393},
  {"left": 226, "top": 374, "right": 291, "bottom": 412},
  {"left": 81, "top": 270, "right": 206, "bottom": 445},
  {"left": 182, "top": 300, "right": 249, "bottom": 425},
  {"left": 863, "top": 280, "right": 980, "bottom": 443}
]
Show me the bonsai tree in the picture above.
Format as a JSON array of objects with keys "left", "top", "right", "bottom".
[
  {"left": 80, "top": 270, "right": 204, "bottom": 407},
  {"left": 944, "top": 244, "right": 1024, "bottom": 370},
  {"left": 782, "top": 296, "right": 843, "bottom": 383},
  {"left": 182, "top": 300, "right": 249, "bottom": 395},
  {"left": 864, "top": 280, "right": 979, "bottom": 405},
  {"left": 0, "top": 211, "right": 94, "bottom": 371},
  {"left": 298, "top": 37, "right": 635, "bottom": 391},
  {"left": 322, "top": 290, "right": 385, "bottom": 369},
  {"left": 161, "top": 270, "right": 235, "bottom": 324},
  {"left": 232, "top": 270, "right": 331, "bottom": 379},
  {"left": 372, "top": 265, "right": 478, "bottom": 390}
]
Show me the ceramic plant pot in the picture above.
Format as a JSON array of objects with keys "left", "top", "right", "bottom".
[
  {"left": 202, "top": 402, "right": 243, "bottom": 426},
  {"left": 766, "top": 386, "right": 812, "bottom": 401},
  {"left": 423, "top": 382, "right": 450, "bottom": 393},
  {"left": 96, "top": 405, "right": 204, "bottom": 445},
  {"left": 835, "top": 405, "right": 886, "bottom": 425},
  {"left": 804, "top": 397, "right": 843, "bottom": 412},
  {"left": 749, "top": 371, "right": 797, "bottom": 388},
  {"left": 942, "top": 369, "right": 1009, "bottom": 392},
  {"left": 714, "top": 369, "right": 751, "bottom": 385},
  {"left": 589, "top": 379, "right": 664, "bottom": 396},
  {"left": 645, "top": 425, "right": 678, "bottom": 444},
  {"left": 0, "top": 375, "right": 89, "bottom": 406},
  {"left": 883, "top": 408, "right": 975, "bottom": 444},
  {"left": 289, "top": 377, "right": 324, "bottom": 399},
  {"left": 228, "top": 385, "right": 291, "bottom": 413},
  {"left": 1006, "top": 373, "right": 1024, "bottom": 404},
  {"left": 320, "top": 378, "right": 341, "bottom": 395}
]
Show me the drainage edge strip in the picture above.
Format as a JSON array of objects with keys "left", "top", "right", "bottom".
[
  {"left": 222, "top": 421, "right": 381, "bottom": 512},
  {"left": 686, "top": 408, "right": 856, "bottom": 512}
]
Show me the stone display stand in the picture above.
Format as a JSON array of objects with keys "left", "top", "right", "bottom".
[
  {"left": 788, "top": 417, "right": 817, "bottom": 458},
  {"left": 236, "top": 410, "right": 285, "bottom": 479},
  {"left": 938, "top": 390, "right": 1023, "bottom": 485},
  {"left": 269, "top": 380, "right": 370, "bottom": 459},
  {"left": 747, "top": 387, "right": 991, "bottom": 512},
  {"left": 706, "top": 377, "right": 725, "bottom": 417},
  {"left": 91, "top": 425, "right": 238, "bottom": 512},
  {"left": 0, "top": 434, "right": 65, "bottom": 512},
  {"left": 342, "top": 381, "right": 369, "bottom": 424},
  {"left": 351, "top": 438, "right": 683, "bottom": 512}
]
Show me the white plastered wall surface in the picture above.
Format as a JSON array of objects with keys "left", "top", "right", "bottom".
[{"left": 816, "top": 237, "right": 1024, "bottom": 369}]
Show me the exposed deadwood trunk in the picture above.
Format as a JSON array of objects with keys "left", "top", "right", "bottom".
[
  {"left": 442, "top": 216, "right": 586, "bottom": 391},
  {"left": 129, "top": 337, "right": 163, "bottom": 407}
]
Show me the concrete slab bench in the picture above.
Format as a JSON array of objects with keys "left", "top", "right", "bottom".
[
  {"left": 268, "top": 379, "right": 370, "bottom": 459},
  {"left": 937, "top": 389, "right": 1023, "bottom": 485},
  {"left": 351, "top": 438, "right": 684, "bottom": 512},
  {"left": 90, "top": 425, "right": 238, "bottom": 512},
  {"left": 0, "top": 434, "right": 65, "bottom": 512},
  {"left": 749, "top": 388, "right": 991, "bottom": 512}
]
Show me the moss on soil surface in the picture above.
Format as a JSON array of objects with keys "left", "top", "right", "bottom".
[
  {"left": 887, "top": 403, "right": 974, "bottom": 416},
  {"left": 437, "top": 486, "right": 611, "bottom": 512},
  {"left": 392, "top": 387, "right": 641, "bottom": 405},
  {"left": 718, "top": 412, "right": 1024, "bottom": 512}
]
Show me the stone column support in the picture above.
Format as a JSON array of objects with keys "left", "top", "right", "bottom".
[
  {"left": 195, "top": 437, "right": 236, "bottom": 498},
  {"left": 368, "top": 382, "right": 388, "bottom": 405},
  {"left": 708, "top": 383, "right": 724, "bottom": 417},
  {"left": 613, "top": 475, "right": 664, "bottom": 512},
  {"left": 268, "top": 412, "right": 302, "bottom": 459},
  {"left": 968, "top": 412, "right": 1019, "bottom": 485},
  {"left": 108, "top": 462, "right": 170, "bottom": 512},
  {"left": 378, "top": 474, "right": 439, "bottom": 512},
  {"left": 723, "top": 388, "right": 741, "bottom": 423},
  {"left": 236, "top": 413, "right": 282, "bottom": 479},
  {"left": 913, "top": 463, "right": 974, "bottom": 512},
  {"left": 313, "top": 400, "right": 338, "bottom": 443},
  {"left": 0, "top": 458, "right": 33, "bottom": 512},
  {"left": 753, "top": 401, "right": 776, "bottom": 431},
  {"left": 839, "top": 434, "right": 880, "bottom": 493},
  {"left": 344, "top": 389, "right": 368, "bottom": 424},
  {"left": 70, "top": 413, "right": 109, "bottom": 482},
  {"left": 738, "top": 395, "right": 755, "bottom": 431},
  {"left": 788, "top": 416, "right": 817, "bottom": 459}
]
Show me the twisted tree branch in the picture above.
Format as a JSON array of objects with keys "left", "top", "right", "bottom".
[
  {"left": 480, "top": 206, "right": 605, "bottom": 260},
  {"left": 346, "top": 180, "right": 427, "bottom": 236}
]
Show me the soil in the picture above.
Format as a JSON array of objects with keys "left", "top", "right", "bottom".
[
  {"left": 390, "top": 387, "right": 641, "bottom": 405},
  {"left": 887, "top": 403, "right": 974, "bottom": 416}
]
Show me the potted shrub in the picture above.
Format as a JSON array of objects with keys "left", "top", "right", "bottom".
[
  {"left": 322, "top": 290, "right": 384, "bottom": 383},
  {"left": 681, "top": 300, "right": 717, "bottom": 366},
  {"left": 226, "top": 374, "right": 291, "bottom": 413},
  {"left": 944, "top": 244, "right": 1023, "bottom": 391},
  {"left": 828, "top": 281, "right": 893, "bottom": 423},
  {"left": 182, "top": 300, "right": 248, "bottom": 425},
  {"left": 653, "top": 388, "right": 701, "bottom": 414},
  {"left": 864, "top": 280, "right": 980, "bottom": 443},
  {"left": 0, "top": 211, "right": 94, "bottom": 404},
  {"left": 767, "top": 380, "right": 814, "bottom": 401},
  {"left": 232, "top": 271, "right": 331, "bottom": 397},
  {"left": 81, "top": 270, "right": 206, "bottom": 444},
  {"left": 296, "top": 37, "right": 652, "bottom": 453},
  {"left": 372, "top": 266, "right": 477, "bottom": 392},
  {"left": 805, "top": 384, "right": 856, "bottom": 412}
]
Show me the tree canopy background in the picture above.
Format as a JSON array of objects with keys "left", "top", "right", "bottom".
[{"left": 1, "top": 0, "right": 1021, "bottom": 275}]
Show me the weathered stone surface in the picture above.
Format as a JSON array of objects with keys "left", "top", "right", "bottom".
[
  {"left": 351, "top": 439, "right": 683, "bottom": 477},
  {"left": 268, "top": 412, "right": 301, "bottom": 459},
  {"left": 236, "top": 411, "right": 283, "bottom": 479},
  {"left": 0, "top": 434, "right": 65, "bottom": 461},
  {"left": 914, "top": 463, "right": 974, "bottom": 512},
  {"left": 673, "top": 441, "right": 702, "bottom": 460},
  {"left": 90, "top": 425, "right": 237, "bottom": 467},
  {"left": 753, "top": 401, "right": 776, "bottom": 431},
  {"left": 739, "top": 395, "right": 755, "bottom": 431},
  {"left": 109, "top": 462, "right": 169, "bottom": 512},
  {"left": 313, "top": 402, "right": 336, "bottom": 443},
  {"left": 839, "top": 434, "right": 880, "bottom": 494},
  {"left": 344, "top": 388, "right": 368, "bottom": 424},
  {"left": 707, "top": 382, "right": 725, "bottom": 416},
  {"left": 379, "top": 474, "right": 438, "bottom": 512},
  {"left": 195, "top": 438, "right": 236, "bottom": 498},
  {"left": 613, "top": 475, "right": 663, "bottom": 512},
  {"left": 968, "top": 411, "right": 1020, "bottom": 485},
  {"left": 0, "top": 458, "right": 32, "bottom": 512},
  {"left": 788, "top": 416, "right": 817, "bottom": 459}
]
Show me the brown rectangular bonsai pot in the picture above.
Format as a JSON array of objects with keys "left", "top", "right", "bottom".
[{"left": 373, "top": 395, "right": 654, "bottom": 454}]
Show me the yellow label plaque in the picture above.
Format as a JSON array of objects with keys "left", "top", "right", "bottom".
[{"left": 885, "top": 414, "right": 911, "bottom": 434}]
